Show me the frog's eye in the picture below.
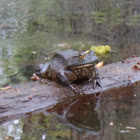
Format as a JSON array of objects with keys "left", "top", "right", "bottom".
[{"left": 79, "top": 54, "right": 85, "bottom": 59}]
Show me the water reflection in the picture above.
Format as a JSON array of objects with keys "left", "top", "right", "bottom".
[
  {"left": 45, "top": 95, "right": 101, "bottom": 134},
  {"left": 0, "top": 120, "right": 23, "bottom": 140},
  {"left": 20, "top": 87, "right": 140, "bottom": 140},
  {"left": 1, "top": 86, "right": 140, "bottom": 140}
]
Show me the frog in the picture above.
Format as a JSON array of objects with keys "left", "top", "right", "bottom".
[{"left": 36, "top": 49, "right": 102, "bottom": 93}]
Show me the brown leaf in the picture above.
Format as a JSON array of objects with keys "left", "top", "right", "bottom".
[
  {"left": 28, "top": 97, "right": 32, "bottom": 100},
  {"left": 132, "top": 54, "right": 137, "bottom": 58},
  {"left": 31, "top": 73, "right": 40, "bottom": 81},
  {"left": 132, "top": 65, "right": 140, "bottom": 70},
  {"left": 96, "top": 61, "right": 104, "bottom": 68}
]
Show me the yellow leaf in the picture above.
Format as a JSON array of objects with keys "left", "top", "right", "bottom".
[{"left": 96, "top": 61, "right": 104, "bottom": 68}]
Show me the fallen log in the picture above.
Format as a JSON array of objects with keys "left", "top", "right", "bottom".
[
  {"left": 0, "top": 57, "right": 140, "bottom": 124},
  {"left": 82, "top": 57, "right": 140, "bottom": 94}
]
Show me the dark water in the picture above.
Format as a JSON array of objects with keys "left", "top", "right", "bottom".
[
  {"left": 1, "top": 86, "right": 140, "bottom": 140},
  {"left": 0, "top": 0, "right": 140, "bottom": 139}
]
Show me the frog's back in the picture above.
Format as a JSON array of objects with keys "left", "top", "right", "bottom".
[
  {"left": 56, "top": 49, "right": 79, "bottom": 61},
  {"left": 49, "top": 49, "right": 78, "bottom": 72}
]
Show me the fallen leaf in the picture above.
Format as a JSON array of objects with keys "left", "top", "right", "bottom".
[
  {"left": 85, "top": 50, "right": 90, "bottom": 54},
  {"left": 132, "top": 65, "right": 140, "bottom": 70},
  {"left": 96, "top": 61, "right": 104, "bottom": 68},
  {"left": 28, "top": 97, "right": 32, "bottom": 100},
  {"left": 0, "top": 86, "right": 11, "bottom": 90},
  {"left": 31, "top": 73, "right": 40, "bottom": 81}
]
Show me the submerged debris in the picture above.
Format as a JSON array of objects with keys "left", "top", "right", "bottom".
[
  {"left": 119, "top": 130, "right": 130, "bottom": 133},
  {"left": 126, "top": 126, "right": 136, "bottom": 130},
  {"left": 109, "top": 122, "right": 114, "bottom": 126}
]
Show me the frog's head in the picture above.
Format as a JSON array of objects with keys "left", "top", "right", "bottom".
[{"left": 68, "top": 50, "right": 98, "bottom": 67}]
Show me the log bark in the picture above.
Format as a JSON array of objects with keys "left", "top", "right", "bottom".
[{"left": 0, "top": 57, "right": 140, "bottom": 124}]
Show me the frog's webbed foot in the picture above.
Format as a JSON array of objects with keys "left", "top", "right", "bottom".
[
  {"left": 93, "top": 78, "right": 102, "bottom": 89},
  {"left": 57, "top": 70, "right": 82, "bottom": 94},
  {"left": 93, "top": 67, "right": 103, "bottom": 89},
  {"left": 69, "top": 84, "right": 83, "bottom": 95}
]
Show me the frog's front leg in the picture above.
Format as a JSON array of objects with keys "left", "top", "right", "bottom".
[
  {"left": 57, "top": 70, "right": 80, "bottom": 93},
  {"left": 36, "top": 62, "right": 50, "bottom": 78},
  {"left": 92, "top": 66, "right": 102, "bottom": 89}
]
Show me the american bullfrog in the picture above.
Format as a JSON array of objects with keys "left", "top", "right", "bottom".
[{"left": 36, "top": 49, "right": 102, "bottom": 93}]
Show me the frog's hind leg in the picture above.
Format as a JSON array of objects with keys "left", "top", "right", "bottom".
[
  {"left": 92, "top": 67, "right": 103, "bottom": 89},
  {"left": 57, "top": 70, "right": 80, "bottom": 93}
]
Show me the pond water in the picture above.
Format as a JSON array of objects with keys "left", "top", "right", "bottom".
[{"left": 0, "top": 0, "right": 140, "bottom": 139}]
